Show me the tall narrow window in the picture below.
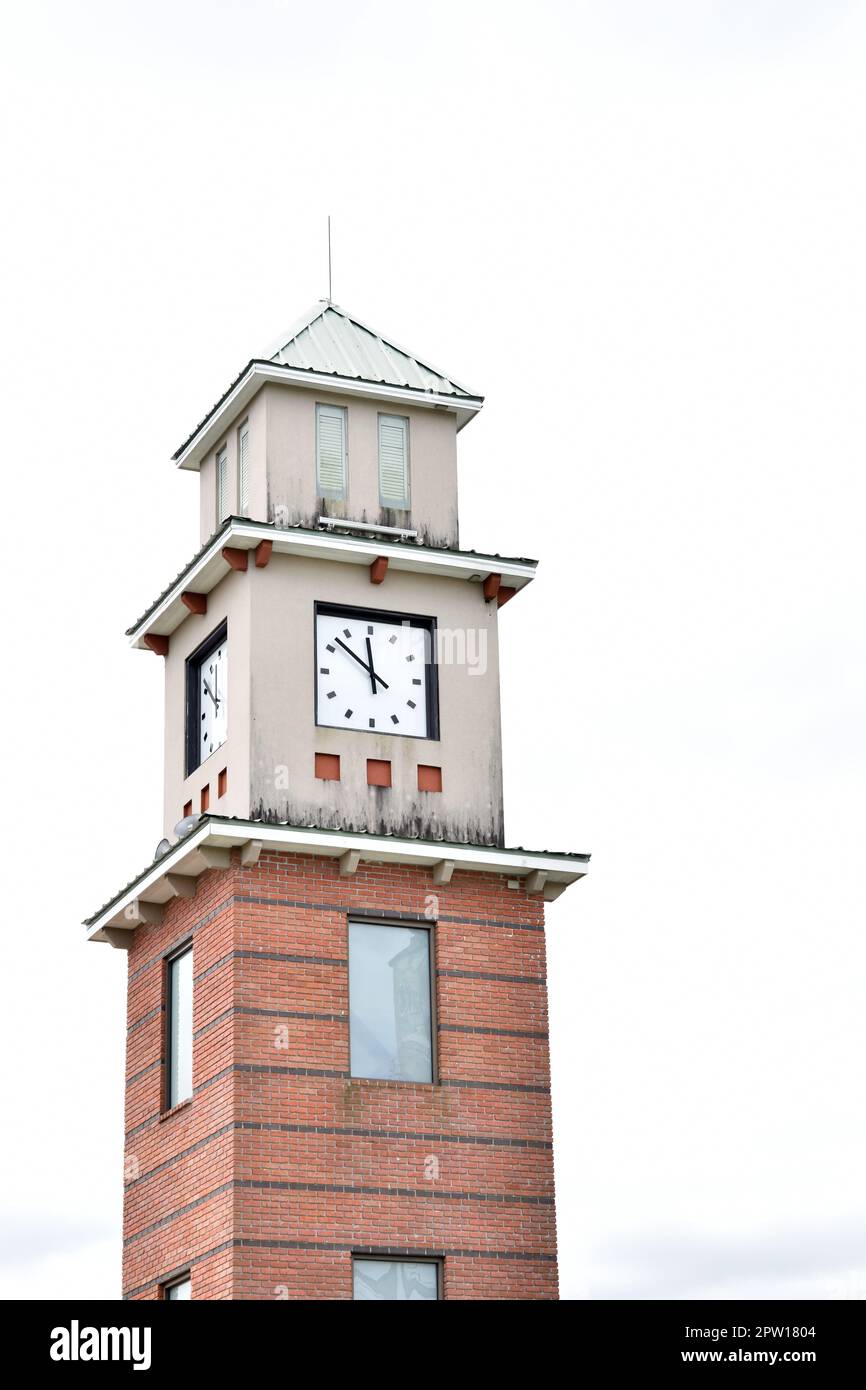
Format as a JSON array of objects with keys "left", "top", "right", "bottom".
[
  {"left": 237, "top": 421, "right": 250, "bottom": 516},
  {"left": 316, "top": 403, "right": 347, "bottom": 499},
  {"left": 348, "top": 920, "right": 433, "bottom": 1083},
  {"left": 216, "top": 445, "right": 229, "bottom": 524},
  {"left": 378, "top": 414, "right": 409, "bottom": 509},
  {"left": 353, "top": 1258, "right": 441, "bottom": 1301},
  {"left": 166, "top": 944, "right": 193, "bottom": 1108},
  {"left": 165, "top": 1275, "right": 191, "bottom": 1300}
]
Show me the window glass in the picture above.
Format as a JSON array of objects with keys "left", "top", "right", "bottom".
[
  {"left": 168, "top": 947, "right": 193, "bottom": 1107},
  {"left": 349, "top": 921, "right": 432, "bottom": 1083},
  {"left": 165, "top": 1276, "right": 191, "bottom": 1300},
  {"left": 353, "top": 1259, "right": 439, "bottom": 1301}
]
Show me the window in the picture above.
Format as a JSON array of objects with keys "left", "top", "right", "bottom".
[
  {"left": 353, "top": 1258, "right": 441, "bottom": 1301},
  {"left": 164, "top": 1275, "right": 191, "bottom": 1300},
  {"left": 316, "top": 403, "right": 347, "bottom": 499},
  {"left": 216, "top": 445, "right": 229, "bottom": 524},
  {"left": 378, "top": 414, "right": 409, "bottom": 509},
  {"left": 166, "top": 945, "right": 193, "bottom": 1109},
  {"left": 238, "top": 421, "right": 250, "bottom": 516},
  {"left": 348, "top": 920, "right": 433, "bottom": 1083}
]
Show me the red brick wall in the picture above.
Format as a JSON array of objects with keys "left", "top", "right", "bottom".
[{"left": 122, "top": 851, "right": 558, "bottom": 1300}]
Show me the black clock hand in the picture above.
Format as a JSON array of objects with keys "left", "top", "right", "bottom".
[
  {"left": 365, "top": 636, "right": 380, "bottom": 695},
  {"left": 334, "top": 636, "right": 390, "bottom": 691},
  {"left": 203, "top": 677, "right": 220, "bottom": 708}
]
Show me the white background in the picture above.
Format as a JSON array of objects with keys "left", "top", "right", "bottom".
[{"left": 1, "top": 0, "right": 865, "bottom": 1300}]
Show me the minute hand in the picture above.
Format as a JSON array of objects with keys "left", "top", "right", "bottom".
[{"left": 333, "top": 637, "right": 389, "bottom": 691}]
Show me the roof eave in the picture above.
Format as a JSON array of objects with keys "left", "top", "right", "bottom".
[
  {"left": 126, "top": 520, "right": 538, "bottom": 648},
  {"left": 84, "top": 817, "right": 590, "bottom": 942},
  {"left": 173, "top": 361, "right": 484, "bottom": 473}
]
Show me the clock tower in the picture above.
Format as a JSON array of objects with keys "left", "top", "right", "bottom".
[{"left": 87, "top": 301, "right": 589, "bottom": 1301}]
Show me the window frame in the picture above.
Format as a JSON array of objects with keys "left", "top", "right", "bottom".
[
  {"left": 316, "top": 402, "right": 348, "bottom": 500},
  {"left": 237, "top": 419, "right": 250, "bottom": 517},
  {"left": 216, "top": 443, "right": 229, "bottom": 526},
  {"left": 377, "top": 412, "right": 410, "bottom": 510},
  {"left": 347, "top": 915, "right": 438, "bottom": 1086},
  {"left": 163, "top": 941, "right": 194, "bottom": 1112},
  {"left": 185, "top": 620, "right": 228, "bottom": 776},
  {"left": 351, "top": 1254, "right": 443, "bottom": 1301},
  {"left": 163, "top": 1272, "right": 192, "bottom": 1300}
]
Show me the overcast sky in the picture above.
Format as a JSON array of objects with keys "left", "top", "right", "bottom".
[{"left": 1, "top": 0, "right": 865, "bottom": 1300}]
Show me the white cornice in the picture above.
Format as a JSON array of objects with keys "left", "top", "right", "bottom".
[
  {"left": 84, "top": 818, "right": 590, "bottom": 941},
  {"left": 127, "top": 520, "right": 537, "bottom": 648},
  {"left": 174, "top": 362, "right": 484, "bottom": 472}
]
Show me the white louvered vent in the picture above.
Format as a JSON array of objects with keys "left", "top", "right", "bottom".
[
  {"left": 216, "top": 446, "right": 229, "bottom": 523},
  {"left": 378, "top": 414, "right": 409, "bottom": 509},
  {"left": 317, "top": 404, "right": 347, "bottom": 498},
  {"left": 238, "top": 422, "right": 250, "bottom": 515}
]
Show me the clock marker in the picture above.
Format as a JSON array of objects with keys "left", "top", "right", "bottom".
[
  {"left": 343, "top": 628, "right": 352, "bottom": 638},
  {"left": 344, "top": 709, "right": 353, "bottom": 719},
  {"left": 407, "top": 700, "right": 416, "bottom": 709},
  {"left": 406, "top": 655, "right": 415, "bottom": 662},
  {"left": 391, "top": 714, "right": 399, "bottom": 725},
  {"left": 326, "top": 690, "right": 336, "bottom": 699},
  {"left": 412, "top": 678, "right": 422, "bottom": 686},
  {"left": 367, "top": 625, "right": 373, "bottom": 634},
  {"left": 319, "top": 667, "right": 329, "bottom": 674},
  {"left": 389, "top": 634, "right": 397, "bottom": 644},
  {"left": 369, "top": 718, "right": 375, "bottom": 728}
]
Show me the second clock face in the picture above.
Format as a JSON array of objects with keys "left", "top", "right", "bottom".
[
  {"left": 315, "top": 606, "right": 435, "bottom": 738},
  {"left": 198, "top": 636, "right": 228, "bottom": 760}
]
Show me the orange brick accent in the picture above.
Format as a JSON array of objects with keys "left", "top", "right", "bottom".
[
  {"left": 183, "top": 801, "right": 192, "bottom": 819},
  {"left": 143, "top": 634, "right": 170, "bottom": 657},
  {"left": 315, "top": 753, "right": 340, "bottom": 781},
  {"left": 366, "top": 758, "right": 391, "bottom": 788},
  {"left": 217, "top": 768, "right": 227, "bottom": 798},
  {"left": 200, "top": 785, "right": 210, "bottom": 813},
  {"left": 369, "top": 556, "right": 389, "bottom": 584},
  {"left": 221, "top": 546, "right": 248, "bottom": 572},
  {"left": 121, "top": 853, "right": 557, "bottom": 1301},
  {"left": 417, "top": 764, "right": 442, "bottom": 792}
]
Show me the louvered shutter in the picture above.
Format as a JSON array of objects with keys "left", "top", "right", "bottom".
[
  {"left": 238, "top": 423, "right": 250, "bottom": 515},
  {"left": 216, "top": 446, "right": 228, "bottom": 523},
  {"left": 378, "top": 415, "right": 409, "bottom": 508},
  {"left": 317, "top": 404, "right": 347, "bottom": 498}
]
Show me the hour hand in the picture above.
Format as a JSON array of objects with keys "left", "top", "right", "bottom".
[
  {"left": 202, "top": 677, "right": 220, "bottom": 707},
  {"left": 334, "top": 636, "right": 389, "bottom": 692}
]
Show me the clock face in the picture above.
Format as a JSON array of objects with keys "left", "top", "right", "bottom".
[
  {"left": 315, "top": 607, "right": 435, "bottom": 738},
  {"left": 197, "top": 636, "right": 228, "bottom": 761}
]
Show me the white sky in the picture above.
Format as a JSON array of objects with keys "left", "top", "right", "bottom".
[{"left": 1, "top": 0, "right": 865, "bottom": 1300}]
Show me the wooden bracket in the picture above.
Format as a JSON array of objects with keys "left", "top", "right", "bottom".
[
  {"left": 122, "top": 899, "right": 164, "bottom": 926},
  {"left": 222, "top": 546, "right": 249, "bottom": 572},
  {"left": 432, "top": 859, "right": 455, "bottom": 886},
  {"left": 240, "top": 839, "right": 263, "bottom": 867},
  {"left": 198, "top": 846, "right": 231, "bottom": 870},
  {"left": 483, "top": 572, "right": 501, "bottom": 603},
  {"left": 542, "top": 881, "right": 568, "bottom": 903},
  {"left": 524, "top": 870, "right": 547, "bottom": 895},
  {"left": 103, "top": 927, "right": 135, "bottom": 951},
  {"left": 497, "top": 586, "right": 517, "bottom": 608},
  {"left": 254, "top": 540, "right": 273, "bottom": 568},
  {"left": 181, "top": 591, "right": 208, "bottom": 616},
  {"left": 339, "top": 849, "right": 361, "bottom": 877},
  {"left": 370, "top": 556, "right": 389, "bottom": 585},
  {"left": 165, "top": 873, "right": 197, "bottom": 899},
  {"left": 143, "top": 634, "right": 170, "bottom": 657}
]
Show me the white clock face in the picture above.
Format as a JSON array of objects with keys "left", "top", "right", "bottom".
[
  {"left": 198, "top": 637, "right": 228, "bottom": 760},
  {"left": 315, "top": 608, "right": 434, "bottom": 737}
]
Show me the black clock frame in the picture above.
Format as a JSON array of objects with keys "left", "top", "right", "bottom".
[
  {"left": 185, "top": 620, "right": 228, "bottom": 776},
  {"left": 314, "top": 601, "right": 440, "bottom": 741}
]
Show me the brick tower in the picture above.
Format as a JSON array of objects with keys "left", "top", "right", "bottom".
[{"left": 86, "top": 302, "right": 589, "bottom": 1300}]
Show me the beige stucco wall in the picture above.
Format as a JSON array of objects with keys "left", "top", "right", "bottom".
[
  {"left": 247, "top": 553, "right": 503, "bottom": 845},
  {"left": 159, "top": 550, "right": 504, "bottom": 846},
  {"left": 198, "top": 384, "right": 460, "bottom": 548},
  {"left": 197, "top": 392, "right": 268, "bottom": 543}
]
